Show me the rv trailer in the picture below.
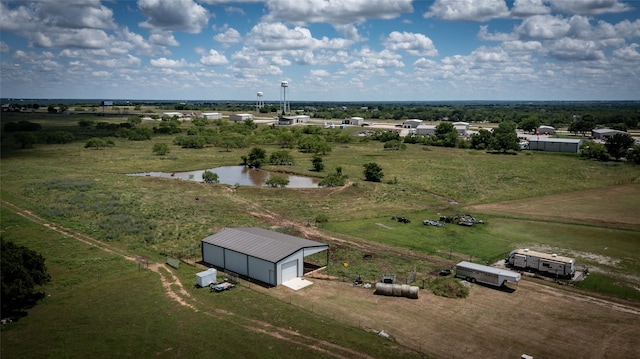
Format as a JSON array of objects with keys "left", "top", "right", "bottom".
[{"left": 507, "top": 249, "right": 575, "bottom": 278}]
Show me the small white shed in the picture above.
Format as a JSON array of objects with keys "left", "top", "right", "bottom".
[
  {"left": 230, "top": 113, "right": 254, "bottom": 122},
  {"left": 196, "top": 268, "right": 217, "bottom": 287},
  {"left": 200, "top": 112, "right": 223, "bottom": 120}
]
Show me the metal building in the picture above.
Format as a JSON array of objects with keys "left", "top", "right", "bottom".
[
  {"left": 528, "top": 138, "right": 582, "bottom": 153},
  {"left": 201, "top": 227, "right": 329, "bottom": 287}
]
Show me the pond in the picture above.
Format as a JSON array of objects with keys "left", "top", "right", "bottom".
[{"left": 127, "top": 166, "right": 320, "bottom": 188}]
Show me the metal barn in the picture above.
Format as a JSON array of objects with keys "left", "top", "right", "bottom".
[
  {"left": 201, "top": 227, "right": 329, "bottom": 286},
  {"left": 528, "top": 138, "right": 582, "bottom": 153}
]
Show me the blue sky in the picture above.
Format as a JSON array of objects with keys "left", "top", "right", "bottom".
[{"left": 1, "top": 0, "right": 639, "bottom": 102}]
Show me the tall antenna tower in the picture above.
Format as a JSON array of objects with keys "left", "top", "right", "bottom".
[
  {"left": 280, "top": 81, "right": 290, "bottom": 115},
  {"left": 256, "top": 91, "right": 264, "bottom": 112}
]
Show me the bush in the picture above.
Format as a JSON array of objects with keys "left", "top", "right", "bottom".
[
  {"left": 202, "top": 170, "right": 219, "bottom": 184},
  {"left": 429, "top": 278, "right": 469, "bottom": 298},
  {"left": 265, "top": 175, "right": 289, "bottom": 188},
  {"left": 152, "top": 142, "right": 170, "bottom": 155}
]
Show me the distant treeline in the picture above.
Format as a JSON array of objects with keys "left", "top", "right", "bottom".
[{"left": 3, "top": 99, "right": 639, "bottom": 129}]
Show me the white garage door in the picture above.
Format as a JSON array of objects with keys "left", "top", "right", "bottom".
[{"left": 281, "top": 260, "right": 298, "bottom": 283}]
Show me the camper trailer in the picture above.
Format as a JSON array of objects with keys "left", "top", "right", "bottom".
[{"left": 507, "top": 249, "right": 575, "bottom": 278}]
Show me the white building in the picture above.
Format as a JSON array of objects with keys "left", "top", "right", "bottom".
[
  {"left": 402, "top": 119, "right": 423, "bottom": 128},
  {"left": 278, "top": 115, "right": 310, "bottom": 125},
  {"left": 537, "top": 125, "right": 556, "bottom": 135},
  {"left": 343, "top": 117, "right": 364, "bottom": 126},
  {"left": 415, "top": 124, "right": 436, "bottom": 136},
  {"left": 201, "top": 227, "right": 329, "bottom": 287},
  {"left": 199, "top": 112, "right": 223, "bottom": 120},
  {"left": 591, "top": 128, "right": 627, "bottom": 140},
  {"left": 230, "top": 113, "right": 254, "bottom": 122}
]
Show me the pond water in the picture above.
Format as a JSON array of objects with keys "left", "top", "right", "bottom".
[{"left": 128, "top": 166, "right": 320, "bottom": 188}]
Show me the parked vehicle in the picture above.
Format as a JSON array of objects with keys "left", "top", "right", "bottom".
[
  {"left": 455, "top": 261, "right": 521, "bottom": 288},
  {"left": 423, "top": 219, "right": 444, "bottom": 227},
  {"left": 507, "top": 249, "right": 575, "bottom": 278}
]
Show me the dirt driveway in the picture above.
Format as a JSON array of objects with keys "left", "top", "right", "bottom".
[{"left": 257, "top": 276, "right": 640, "bottom": 358}]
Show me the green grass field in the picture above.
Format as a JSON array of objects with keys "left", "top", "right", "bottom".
[{"left": 2, "top": 112, "right": 640, "bottom": 356}]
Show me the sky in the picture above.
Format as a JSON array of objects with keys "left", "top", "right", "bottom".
[{"left": 1, "top": 0, "right": 639, "bottom": 102}]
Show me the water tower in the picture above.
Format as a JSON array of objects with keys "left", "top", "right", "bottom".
[
  {"left": 256, "top": 91, "right": 264, "bottom": 112},
  {"left": 280, "top": 81, "right": 290, "bottom": 115}
]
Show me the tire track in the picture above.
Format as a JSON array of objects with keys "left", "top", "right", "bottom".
[{"left": 1, "top": 199, "right": 377, "bottom": 358}]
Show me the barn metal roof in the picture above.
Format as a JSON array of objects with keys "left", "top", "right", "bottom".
[
  {"left": 202, "top": 227, "right": 328, "bottom": 263},
  {"left": 528, "top": 138, "right": 582, "bottom": 144}
]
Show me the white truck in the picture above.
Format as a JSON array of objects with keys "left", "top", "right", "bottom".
[
  {"left": 507, "top": 249, "right": 575, "bottom": 278},
  {"left": 455, "top": 261, "right": 521, "bottom": 288}
]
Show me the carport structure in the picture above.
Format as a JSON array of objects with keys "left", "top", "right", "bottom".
[{"left": 201, "top": 227, "right": 329, "bottom": 287}]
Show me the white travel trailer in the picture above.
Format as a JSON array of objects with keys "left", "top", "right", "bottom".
[{"left": 507, "top": 249, "right": 575, "bottom": 278}]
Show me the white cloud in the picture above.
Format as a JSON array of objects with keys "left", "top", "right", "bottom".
[
  {"left": 150, "top": 57, "right": 188, "bottom": 67},
  {"left": 0, "top": 41, "right": 9, "bottom": 53},
  {"left": 612, "top": 43, "right": 640, "bottom": 61},
  {"left": 138, "top": 0, "right": 209, "bottom": 33},
  {"left": 247, "top": 22, "right": 352, "bottom": 51},
  {"left": 264, "top": 0, "right": 413, "bottom": 25},
  {"left": 200, "top": 49, "right": 229, "bottom": 65},
  {"left": 345, "top": 48, "right": 405, "bottom": 70},
  {"left": 516, "top": 15, "right": 571, "bottom": 39},
  {"left": 214, "top": 28, "right": 243, "bottom": 43},
  {"left": 548, "top": 0, "right": 631, "bottom": 15},
  {"left": 543, "top": 38, "right": 605, "bottom": 61},
  {"left": 478, "top": 25, "right": 517, "bottom": 41},
  {"left": 225, "top": 6, "right": 245, "bottom": 16},
  {"left": 149, "top": 31, "right": 180, "bottom": 46},
  {"left": 383, "top": 31, "right": 438, "bottom": 57},
  {"left": 31, "top": 28, "right": 111, "bottom": 49},
  {"left": 425, "top": 0, "right": 509, "bottom": 22},
  {"left": 502, "top": 40, "right": 543, "bottom": 52},
  {"left": 92, "top": 70, "right": 110, "bottom": 77},
  {"left": 310, "top": 69, "right": 331, "bottom": 77},
  {"left": 510, "top": 0, "right": 550, "bottom": 17}
]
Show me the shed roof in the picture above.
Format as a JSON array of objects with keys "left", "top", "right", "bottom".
[
  {"left": 592, "top": 128, "right": 626, "bottom": 134},
  {"left": 528, "top": 138, "right": 581, "bottom": 144},
  {"left": 202, "top": 227, "right": 328, "bottom": 263}
]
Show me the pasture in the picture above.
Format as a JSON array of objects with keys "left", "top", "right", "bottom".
[{"left": 2, "top": 112, "right": 640, "bottom": 357}]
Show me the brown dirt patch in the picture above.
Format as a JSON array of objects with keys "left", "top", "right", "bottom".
[{"left": 258, "top": 276, "right": 640, "bottom": 358}]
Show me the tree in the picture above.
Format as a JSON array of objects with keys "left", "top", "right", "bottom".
[
  {"left": 435, "top": 122, "right": 459, "bottom": 147},
  {"left": 44, "top": 131, "right": 75, "bottom": 144},
  {"left": 470, "top": 129, "right": 493, "bottom": 150},
  {"left": 202, "top": 170, "right": 219, "bottom": 184},
  {"left": 13, "top": 132, "right": 38, "bottom": 149},
  {"left": 315, "top": 213, "right": 329, "bottom": 227},
  {"left": 318, "top": 168, "right": 347, "bottom": 187},
  {"left": 383, "top": 139, "right": 406, "bottom": 150},
  {"left": 245, "top": 147, "right": 267, "bottom": 168},
  {"left": 568, "top": 120, "right": 595, "bottom": 136},
  {"left": 580, "top": 141, "right": 609, "bottom": 161},
  {"left": 520, "top": 117, "right": 540, "bottom": 133},
  {"left": 312, "top": 155, "right": 324, "bottom": 172},
  {"left": 152, "top": 142, "right": 170, "bottom": 155},
  {"left": 627, "top": 145, "right": 640, "bottom": 165},
  {"left": 490, "top": 121, "right": 519, "bottom": 152},
  {"left": 85, "top": 137, "right": 108, "bottom": 149},
  {"left": 265, "top": 175, "right": 289, "bottom": 188},
  {"left": 1, "top": 238, "right": 51, "bottom": 316},
  {"left": 605, "top": 133, "right": 635, "bottom": 160},
  {"left": 269, "top": 150, "right": 294, "bottom": 165},
  {"left": 363, "top": 162, "right": 384, "bottom": 182}
]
